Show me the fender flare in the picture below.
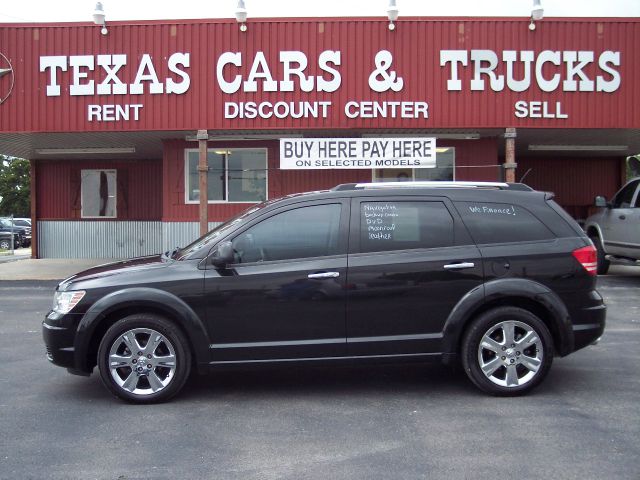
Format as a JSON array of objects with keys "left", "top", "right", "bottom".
[
  {"left": 584, "top": 222, "right": 604, "bottom": 245},
  {"left": 441, "top": 278, "right": 574, "bottom": 357},
  {"left": 73, "top": 287, "right": 210, "bottom": 372}
]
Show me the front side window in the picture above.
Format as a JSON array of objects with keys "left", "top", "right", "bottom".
[
  {"left": 612, "top": 180, "right": 639, "bottom": 208},
  {"left": 186, "top": 148, "right": 267, "bottom": 203},
  {"left": 81, "top": 169, "right": 116, "bottom": 218},
  {"left": 232, "top": 204, "right": 342, "bottom": 263},
  {"left": 359, "top": 201, "right": 454, "bottom": 253}
]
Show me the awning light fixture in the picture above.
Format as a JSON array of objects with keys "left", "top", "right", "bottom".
[
  {"left": 387, "top": 0, "right": 399, "bottom": 31},
  {"left": 236, "top": 0, "right": 248, "bottom": 32},
  {"left": 93, "top": 2, "right": 108, "bottom": 35},
  {"left": 529, "top": 0, "right": 543, "bottom": 31}
]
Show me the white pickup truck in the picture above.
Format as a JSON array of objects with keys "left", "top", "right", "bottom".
[{"left": 584, "top": 177, "right": 640, "bottom": 274}]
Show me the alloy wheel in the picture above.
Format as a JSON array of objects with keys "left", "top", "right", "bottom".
[
  {"left": 477, "top": 320, "right": 543, "bottom": 388},
  {"left": 107, "top": 327, "right": 177, "bottom": 396}
]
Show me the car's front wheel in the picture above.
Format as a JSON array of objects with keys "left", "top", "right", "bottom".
[
  {"left": 97, "top": 314, "right": 191, "bottom": 403},
  {"left": 461, "top": 307, "right": 554, "bottom": 396}
]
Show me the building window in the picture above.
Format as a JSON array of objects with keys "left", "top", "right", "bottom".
[
  {"left": 186, "top": 148, "right": 267, "bottom": 203},
  {"left": 373, "top": 147, "right": 455, "bottom": 182},
  {"left": 81, "top": 169, "right": 117, "bottom": 218}
]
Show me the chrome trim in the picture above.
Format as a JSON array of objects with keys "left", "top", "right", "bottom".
[
  {"left": 307, "top": 272, "right": 340, "bottom": 279},
  {"left": 443, "top": 262, "right": 475, "bottom": 270}
]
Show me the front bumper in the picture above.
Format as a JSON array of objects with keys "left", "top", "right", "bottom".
[{"left": 42, "top": 311, "right": 89, "bottom": 375}]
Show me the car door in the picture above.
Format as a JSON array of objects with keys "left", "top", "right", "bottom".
[
  {"left": 602, "top": 179, "right": 640, "bottom": 257},
  {"left": 345, "top": 196, "right": 483, "bottom": 356},
  {"left": 204, "top": 200, "right": 350, "bottom": 362}
]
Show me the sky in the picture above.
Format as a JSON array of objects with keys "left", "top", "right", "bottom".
[{"left": 0, "top": 0, "right": 638, "bottom": 23}]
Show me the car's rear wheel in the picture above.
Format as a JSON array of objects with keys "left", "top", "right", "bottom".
[
  {"left": 97, "top": 314, "right": 191, "bottom": 403},
  {"left": 591, "top": 235, "right": 610, "bottom": 275},
  {"left": 461, "top": 306, "right": 553, "bottom": 396},
  {"left": 0, "top": 239, "right": 10, "bottom": 250}
]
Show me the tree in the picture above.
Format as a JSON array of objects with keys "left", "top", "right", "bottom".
[{"left": 0, "top": 156, "right": 30, "bottom": 217}]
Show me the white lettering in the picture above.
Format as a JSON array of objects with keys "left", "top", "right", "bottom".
[
  {"left": 563, "top": 51, "right": 594, "bottom": 91},
  {"left": 317, "top": 50, "right": 341, "bottom": 92},
  {"left": 279, "top": 51, "right": 314, "bottom": 92},
  {"left": 96, "top": 54, "right": 127, "bottom": 95},
  {"left": 504, "top": 50, "right": 533, "bottom": 92},
  {"left": 70, "top": 55, "right": 95, "bottom": 96},
  {"left": 216, "top": 52, "right": 242, "bottom": 94},
  {"left": 130, "top": 54, "right": 163, "bottom": 94},
  {"left": 39, "top": 56, "right": 67, "bottom": 96},
  {"left": 165, "top": 52, "right": 190, "bottom": 94},
  {"left": 597, "top": 51, "right": 621, "bottom": 92},
  {"left": 243, "top": 52, "right": 278, "bottom": 92},
  {"left": 440, "top": 50, "right": 468, "bottom": 91},
  {"left": 87, "top": 104, "right": 143, "bottom": 122},
  {"left": 442, "top": 49, "right": 621, "bottom": 94},
  {"left": 471, "top": 50, "right": 504, "bottom": 91},
  {"left": 535, "top": 50, "right": 562, "bottom": 92}
]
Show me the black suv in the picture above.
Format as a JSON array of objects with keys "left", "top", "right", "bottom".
[
  {"left": 43, "top": 182, "right": 606, "bottom": 403},
  {"left": 0, "top": 219, "right": 28, "bottom": 248}
]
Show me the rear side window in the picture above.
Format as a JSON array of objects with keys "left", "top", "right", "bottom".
[
  {"left": 360, "top": 201, "right": 454, "bottom": 253},
  {"left": 455, "top": 201, "right": 555, "bottom": 244}
]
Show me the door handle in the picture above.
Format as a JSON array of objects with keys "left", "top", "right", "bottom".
[
  {"left": 308, "top": 272, "right": 340, "bottom": 279},
  {"left": 619, "top": 215, "right": 626, "bottom": 220},
  {"left": 443, "top": 262, "right": 475, "bottom": 270}
]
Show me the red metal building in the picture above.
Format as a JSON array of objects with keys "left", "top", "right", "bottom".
[{"left": 0, "top": 16, "right": 638, "bottom": 257}]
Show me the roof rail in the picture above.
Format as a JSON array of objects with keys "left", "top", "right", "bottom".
[{"left": 333, "top": 181, "right": 532, "bottom": 191}]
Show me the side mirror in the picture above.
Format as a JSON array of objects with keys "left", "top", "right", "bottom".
[
  {"left": 594, "top": 196, "right": 609, "bottom": 208},
  {"left": 211, "top": 241, "right": 234, "bottom": 268}
]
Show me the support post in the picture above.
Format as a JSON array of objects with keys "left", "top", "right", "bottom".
[
  {"left": 197, "top": 130, "right": 209, "bottom": 236},
  {"left": 504, "top": 127, "right": 517, "bottom": 183},
  {"left": 30, "top": 159, "right": 38, "bottom": 258}
]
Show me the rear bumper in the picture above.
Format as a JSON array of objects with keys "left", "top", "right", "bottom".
[{"left": 572, "top": 303, "right": 606, "bottom": 352}]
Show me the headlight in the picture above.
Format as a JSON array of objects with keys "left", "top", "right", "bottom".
[{"left": 52, "top": 290, "right": 86, "bottom": 314}]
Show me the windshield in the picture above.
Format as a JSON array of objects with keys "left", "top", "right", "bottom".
[{"left": 175, "top": 203, "right": 267, "bottom": 259}]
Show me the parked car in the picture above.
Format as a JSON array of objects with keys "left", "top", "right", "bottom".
[
  {"left": 11, "top": 219, "right": 32, "bottom": 247},
  {"left": 43, "top": 181, "right": 606, "bottom": 403},
  {"left": 12, "top": 219, "right": 32, "bottom": 247},
  {"left": 0, "top": 231, "right": 20, "bottom": 250},
  {"left": 584, "top": 177, "right": 640, "bottom": 274},
  {"left": 12, "top": 218, "right": 32, "bottom": 229},
  {"left": 0, "top": 218, "right": 28, "bottom": 248}
]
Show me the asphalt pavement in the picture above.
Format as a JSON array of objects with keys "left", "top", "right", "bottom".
[{"left": 0, "top": 267, "right": 638, "bottom": 479}]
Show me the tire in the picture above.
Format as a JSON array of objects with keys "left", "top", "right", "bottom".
[
  {"left": 0, "top": 239, "right": 10, "bottom": 250},
  {"left": 461, "top": 306, "right": 554, "bottom": 396},
  {"left": 97, "top": 314, "right": 191, "bottom": 403},
  {"left": 591, "top": 235, "right": 610, "bottom": 275}
]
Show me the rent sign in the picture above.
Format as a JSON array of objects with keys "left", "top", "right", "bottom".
[{"left": 280, "top": 138, "right": 436, "bottom": 170}]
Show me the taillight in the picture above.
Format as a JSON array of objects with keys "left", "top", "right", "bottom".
[{"left": 572, "top": 245, "right": 598, "bottom": 276}]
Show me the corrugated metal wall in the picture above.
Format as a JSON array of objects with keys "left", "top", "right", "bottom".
[
  {"left": 38, "top": 221, "right": 162, "bottom": 258},
  {"left": 2, "top": 18, "right": 639, "bottom": 132},
  {"left": 38, "top": 221, "right": 222, "bottom": 258},
  {"left": 517, "top": 156, "right": 623, "bottom": 220},
  {"left": 36, "top": 159, "right": 162, "bottom": 220},
  {"left": 162, "top": 222, "right": 221, "bottom": 252}
]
